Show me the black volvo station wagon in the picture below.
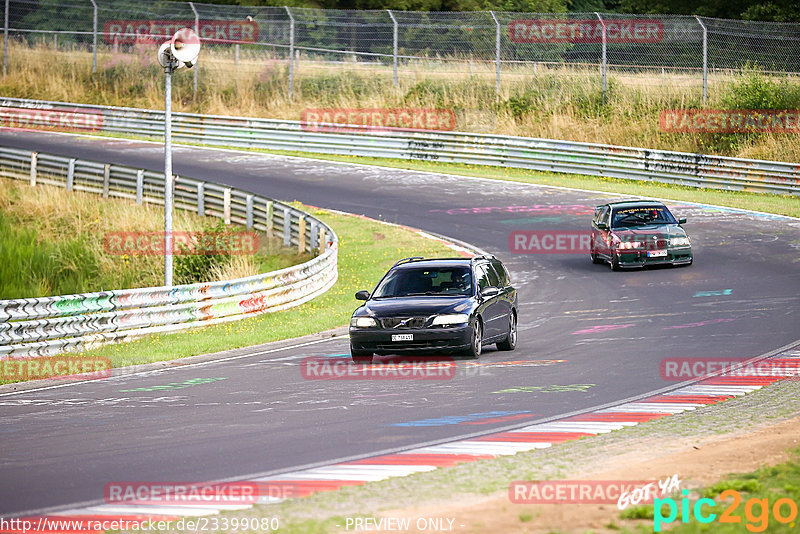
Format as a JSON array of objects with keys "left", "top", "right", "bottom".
[{"left": 348, "top": 256, "right": 518, "bottom": 363}]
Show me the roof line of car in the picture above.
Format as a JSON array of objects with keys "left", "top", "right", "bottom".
[{"left": 391, "top": 255, "right": 497, "bottom": 268}]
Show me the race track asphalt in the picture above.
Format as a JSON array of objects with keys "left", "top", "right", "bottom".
[{"left": 1, "top": 131, "right": 798, "bottom": 516}]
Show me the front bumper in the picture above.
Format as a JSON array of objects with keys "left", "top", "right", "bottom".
[
  {"left": 349, "top": 326, "right": 472, "bottom": 354},
  {"left": 617, "top": 247, "right": 692, "bottom": 268}
]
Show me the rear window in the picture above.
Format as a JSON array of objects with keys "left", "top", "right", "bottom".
[{"left": 490, "top": 260, "right": 510, "bottom": 286}]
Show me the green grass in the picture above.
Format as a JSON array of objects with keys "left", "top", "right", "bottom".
[
  {"left": 0, "top": 205, "right": 456, "bottom": 384},
  {"left": 0, "top": 209, "right": 102, "bottom": 298},
  {"left": 619, "top": 446, "right": 800, "bottom": 533}
]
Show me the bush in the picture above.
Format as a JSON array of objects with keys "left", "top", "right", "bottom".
[
  {"left": 174, "top": 220, "right": 236, "bottom": 285},
  {"left": 722, "top": 65, "right": 800, "bottom": 110}
]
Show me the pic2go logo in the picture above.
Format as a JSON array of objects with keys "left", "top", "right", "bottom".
[{"left": 654, "top": 489, "right": 799, "bottom": 532}]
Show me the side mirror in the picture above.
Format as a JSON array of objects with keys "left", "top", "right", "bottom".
[
  {"left": 678, "top": 218, "right": 687, "bottom": 224},
  {"left": 355, "top": 290, "right": 370, "bottom": 301},
  {"left": 596, "top": 222, "right": 608, "bottom": 230},
  {"left": 480, "top": 287, "right": 499, "bottom": 299}
]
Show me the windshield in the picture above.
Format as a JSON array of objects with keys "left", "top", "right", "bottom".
[
  {"left": 372, "top": 267, "right": 473, "bottom": 298},
  {"left": 611, "top": 206, "right": 677, "bottom": 228}
]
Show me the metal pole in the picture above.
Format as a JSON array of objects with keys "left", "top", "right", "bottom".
[
  {"left": 3, "top": 0, "right": 8, "bottom": 76},
  {"left": 189, "top": 2, "right": 199, "bottom": 95},
  {"left": 285, "top": 6, "right": 295, "bottom": 98},
  {"left": 90, "top": 0, "right": 97, "bottom": 73},
  {"left": 489, "top": 11, "right": 500, "bottom": 95},
  {"left": 164, "top": 63, "right": 174, "bottom": 287},
  {"left": 387, "top": 9, "right": 397, "bottom": 87},
  {"left": 695, "top": 15, "right": 707, "bottom": 104},
  {"left": 595, "top": 12, "right": 607, "bottom": 98}
]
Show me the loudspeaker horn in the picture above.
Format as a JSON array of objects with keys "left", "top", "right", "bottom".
[{"left": 170, "top": 28, "right": 200, "bottom": 68}]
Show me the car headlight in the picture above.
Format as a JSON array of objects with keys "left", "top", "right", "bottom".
[
  {"left": 431, "top": 313, "right": 469, "bottom": 326},
  {"left": 350, "top": 317, "right": 377, "bottom": 328},
  {"left": 619, "top": 241, "right": 643, "bottom": 250},
  {"left": 670, "top": 237, "right": 691, "bottom": 247}
]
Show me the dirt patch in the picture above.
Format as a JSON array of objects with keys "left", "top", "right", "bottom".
[{"left": 374, "top": 415, "right": 800, "bottom": 533}]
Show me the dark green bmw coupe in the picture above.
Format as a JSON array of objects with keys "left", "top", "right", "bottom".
[{"left": 590, "top": 200, "right": 693, "bottom": 270}]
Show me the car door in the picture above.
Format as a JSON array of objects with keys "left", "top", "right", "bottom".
[
  {"left": 490, "top": 259, "right": 514, "bottom": 326},
  {"left": 593, "top": 205, "right": 612, "bottom": 259},
  {"left": 475, "top": 263, "right": 504, "bottom": 340}
]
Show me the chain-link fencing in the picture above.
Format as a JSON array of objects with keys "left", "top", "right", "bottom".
[{"left": 3, "top": 1, "right": 800, "bottom": 100}]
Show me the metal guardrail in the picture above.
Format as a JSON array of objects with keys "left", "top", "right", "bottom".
[
  {"left": 1, "top": 97, "right": 798, "bottom": 195},
  {"left": 0, "top": 145, "right": 338, "bottom": 358}
]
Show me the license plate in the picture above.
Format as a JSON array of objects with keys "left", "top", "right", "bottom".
[
  {"left": 648, "top": 250, "right": 668, "bottom": 258},
  {"left": 392, "top": 334, "right": 413, "bottom": 342}
]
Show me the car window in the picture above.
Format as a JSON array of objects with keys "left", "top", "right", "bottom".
[
  {"left": 490, "top": 259, "right": 509, "bottom": 286},
  {"left": 485, "top": 264, "right": 500, "bottom": 288},
  {"left": 595, "top": 205, "right": 609, "bottom": 227},
  {"left": 593, "top": 206, "right": 604, "bottom": 226},
  {"left": 611, "top": 206, "right": 677, "bottom": 228},
  {"left": 474, "top": 264, "right": 491, "bottom": 291},
  {"left": 372, "top": 267, "right": 473, "bottom": 298}
]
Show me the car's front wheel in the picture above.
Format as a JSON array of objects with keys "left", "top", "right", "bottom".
[
  {"left": 610, "top": 252, "right": 621, "bottom": 271},
  {"left": 496, "top": 312, "right": 517, "bottom": 351},
  {"left": 464, "top": 319, "right": 482, "bottom": 359},
  {"left": 351, "top": 348, "right": 373, "bottom": 364}
]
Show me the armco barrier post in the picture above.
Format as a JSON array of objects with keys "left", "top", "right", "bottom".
[
  {"left": 283, "top": 207, "right": 291, "bottom": 246},
  {"left": 286, "top": 6, "right": 295, "bottom": 98},
  {"left": 136, "top": 169, "right": 144, "bottom": 204},
  {"left": 387, "top": 9, "right": 398, "bottom": 87},
  {"left": 695, "top": 15, "right": 708, "bottom": 104},
  {"left": 489, "top": 11, "right": 501, "bottom": 95},
  {"left": 266, "top": 200, "right": 274, "bottom": 235},
  {"left": 246, "top": 194, "right": 254, "bottom": 229},
  {"left": 223, "top": 188, "right": 231, "bottom": 224},
  {"left": 67, "top": 159, "right": 75, "bottom": 191},
  {"left": 30, "top": 152, "right": 37, "bottom": 186},
  {"left": 196, "top": 182, "right": 204, "bottom": 215},
  {"left": 102, "top": 164, "right": 110, "bottom": 198},
  {"left": 298, "top": 216, "right": 306, "bottom": 253}
]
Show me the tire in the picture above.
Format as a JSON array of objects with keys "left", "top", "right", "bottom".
[
  {"left": 610, "top": 253, "right": 621, "bottom": 271},
  {"left": 350, "top": 348, "right": 373, "bottom": 364},
  {"left": 496, "top": 312, "right": 517, "bottom": 351},
  {"left": 463, "top": 319, "right": 482, "bottom": 359},
  {"left": 590, "top": 248, "right": 603, "bottom": 264}
]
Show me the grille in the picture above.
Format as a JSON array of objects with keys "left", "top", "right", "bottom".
[{"left": 381, "top": 316, "right": 427, "bottom": 329}]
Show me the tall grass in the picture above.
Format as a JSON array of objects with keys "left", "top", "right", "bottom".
[
  {"left": 0, "top": 179, "right": 307, "bottom": 299},
  {"left": 1, "top": 42, "right": 799, "bottom": 161}
]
